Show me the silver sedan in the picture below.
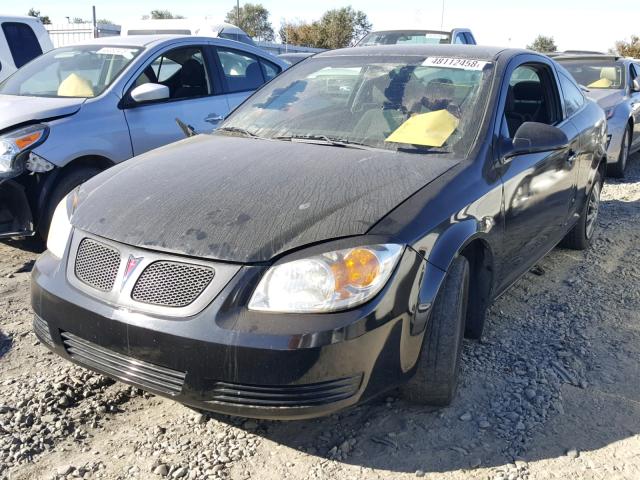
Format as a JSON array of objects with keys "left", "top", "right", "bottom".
[{"left": 556, "top": 54, "right": 640, "bottom": 177}]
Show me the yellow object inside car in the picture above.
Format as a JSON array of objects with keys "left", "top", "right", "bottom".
[
  {"left": 57, "top": 73, "right": 94, "bottom": 97},
  {"left": 588, "top": 67, "right": 616, "bottom": 88},
  {"left": 385, "top": 109, "right": 459, "bottom": 147}
]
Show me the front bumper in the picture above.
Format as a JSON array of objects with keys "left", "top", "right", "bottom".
[
  {"left": 32, "top": 241, "right": 440, "bottom": 420},
  {"left": 0, "top": 178, "right": 34, "bottom": 238}
]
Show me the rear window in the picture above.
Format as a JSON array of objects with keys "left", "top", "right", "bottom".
[
  {"left": 216, "top": 48, "right": 265, "bottom": 93},
  {"left": 2, "top": 22, "right": 43, "bottom": 68}
]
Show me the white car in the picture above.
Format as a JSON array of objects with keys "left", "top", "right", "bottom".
[
  {"left": 121, "top": 20, "right": 256, "bottom": 46},
  {"left": 0, "top": 15, "right": 53, "bottom": 81}
]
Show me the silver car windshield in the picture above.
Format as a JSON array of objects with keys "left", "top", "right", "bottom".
[
  {"left": 359, "top": 31, "right": 452, "bottom": 46},
  {"left": 560, "top": 60, "right": 625, "bottom": 90},
  {"left": 0, "top": 45, "right": 143, "bottom": 98},
  {"left": 219, "top": 55, "right": 493, "bottom": 154}
]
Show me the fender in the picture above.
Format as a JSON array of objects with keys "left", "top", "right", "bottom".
[{"left": 410, "top": 219, "right": 497, "bottom": 336}]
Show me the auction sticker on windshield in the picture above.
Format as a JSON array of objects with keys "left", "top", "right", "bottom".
[{"left": 423, "top": 57, "right": 489, "bottom": 70}]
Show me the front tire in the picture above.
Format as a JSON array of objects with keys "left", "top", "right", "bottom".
[
  {"left": 607, "top": 126, "right": 631, "bottom": 178},
  {"left": 560, "top": 171, "right": 602, "bottom": 250},
  {"left": 38, "top": 166, "right": 102, "bottom": 242},
  {"left": 401, "top": 256, "right": 469, "bottom": 406}
]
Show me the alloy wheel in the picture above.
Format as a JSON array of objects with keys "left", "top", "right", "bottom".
[{"left": 585, "top": 181, "right": 601, "bottom": 239}]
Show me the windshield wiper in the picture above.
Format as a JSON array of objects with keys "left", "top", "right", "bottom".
[
  {"left": 273, "top": 135, "right": 378, "bottom": 151},
  {"left": 216, "top": 126, "right": 261, "bottom": 138}
]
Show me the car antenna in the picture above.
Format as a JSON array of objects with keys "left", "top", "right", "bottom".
[{"left": 175, "top": 118, "right": 197, "bottom": 138}]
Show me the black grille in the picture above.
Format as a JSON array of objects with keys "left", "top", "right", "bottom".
[
  {"left": 61, "top": 332, "right": 186, "bottom": 396},
  {"left": 75, "top": 238, "right": 121, "bottom": 292},
  {"left": 207, "top": 375, "right": 362, "bottom": 407},
  {"left": 33, "top": 315, "right": 53, "bottom": 348},
  {"left": 132, "top": 261, "right": 215, "bottom": 307}
]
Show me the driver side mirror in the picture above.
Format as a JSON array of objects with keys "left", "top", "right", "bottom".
[
  {"left": 632, "top": 78, "right": 640, "bottom": 92},
  {"left": 130, "top": 83, "right": 170, "bottom": 103},
  {"left": 507, "top": 122, "right": 569, "bottom": 158}
]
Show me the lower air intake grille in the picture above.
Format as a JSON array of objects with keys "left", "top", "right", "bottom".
[
  {"left": 61, "top": 332, "right": 185, "bottom": 396},
  {"left": 132, "top": 261, "right": 215, "bottom": 307},
  {"left": 75, "top": 238, "right": 121, "bottom": 292},
  {"left": 33, "top": 315, "right": 53, "bottom": 348},
  {"left": 207, "top": 375, "right": 363, "bottom": 408}
]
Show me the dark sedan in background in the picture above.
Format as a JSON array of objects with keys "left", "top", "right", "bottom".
[
  {"left": 32, "top": 45, "right": 606, "bottom": 419},
  {"left": 556, "top": 54, "right": 640, "bottom": 177}
]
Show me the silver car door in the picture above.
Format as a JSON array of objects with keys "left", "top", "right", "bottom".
[
  {"left": 214, "top": 46, "right": 271, "bottom": 111},
  {"left": 123, "top": 44, "right": 230, "bottom": 156},
  {"left": 631, "top": 64, "right": 640, "bottom": 148}
]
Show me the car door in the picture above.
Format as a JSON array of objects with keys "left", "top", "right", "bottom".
[
  {"left": 497, "top": 60, "right": 580, "bottom": 289},
  {"left": 630, "top": 64, "right": 640, "bottom": 149},
  {"left": 123, "top": 44, "right": 230, "bottom": 156},
  {"left": 213, "top": 46, "right": 280, "bottom": 111}
]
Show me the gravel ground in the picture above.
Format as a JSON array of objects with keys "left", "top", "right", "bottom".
[{"left": 1, "top": 154, "right": 639, "bottom": 480}]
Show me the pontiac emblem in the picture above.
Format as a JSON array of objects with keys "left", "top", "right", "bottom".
[{"left": 121, "top": 255, "right": 143, "bottom": 290}]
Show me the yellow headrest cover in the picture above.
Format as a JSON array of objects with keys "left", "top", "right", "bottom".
[{"left": 57, "top": 73, "right": 94, "bottom": 97}]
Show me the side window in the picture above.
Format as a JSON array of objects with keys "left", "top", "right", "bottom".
[
  {"left": 454, "top": 34, "right": 465, "bottom": 44},
  {"left": 2, "top": 22, "right": 43, "bottom": 68},
  {"left": 503, "top": 63, "right": 559, "bottom": 137},
  {"left": 216, "top": 48, "right": 265, "bottom": 93},
  {"left": 260, "top": 59, "right": 281, "bottom": 82},
  {"left": 464, "top": 32, "right": 476, "bottom": 44},
  {"left": 559, "top": 72, "right": 585, "bottom": 117},
  {"left": 132, "top": 46, "right": 212, "bottom": 100}
]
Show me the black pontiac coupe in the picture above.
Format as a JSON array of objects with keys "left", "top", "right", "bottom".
[{"left": 32, "top": 45, "right": 607, "bottom": 419}]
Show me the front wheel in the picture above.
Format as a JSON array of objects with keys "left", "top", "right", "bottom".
[
  {"left": 560, "top": 171, "right": 602, "bottom": 250},
  {"left": 607, "top": 126, "right": 631, "bottom": 178},
  {"left": 401, "top": 256, "right": 469, "bottom": 406}
]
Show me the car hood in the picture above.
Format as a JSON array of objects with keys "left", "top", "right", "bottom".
[
  {"left": 72, "top": 135, "right": 459, "bottom": 263},
  {"left": 585, "top": 89, "right": 625, "bottom": 110},
  {"left": 0, "top": 95, "right": 85, "bottom": 132}
]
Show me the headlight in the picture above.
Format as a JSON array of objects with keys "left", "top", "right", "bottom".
[
  {"left": 0, "top": 124, "right": 48, "bottom": 178},
  {"left": 249, "top": 244, "right": 404, "bottom": 313},
  {"left": 47, "top": 191, "right": 78, "bottom": 259}
]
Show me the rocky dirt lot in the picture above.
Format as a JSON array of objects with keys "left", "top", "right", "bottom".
[{"left": 1, "top": 155, "right": 639, "bottom": 480}]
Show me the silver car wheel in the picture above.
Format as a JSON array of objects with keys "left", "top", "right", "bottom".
[
  {"left": 585, "top": 181, "right": 601, "bottom": 240},
  {"left": 620, "top": 128, "right": 630, "bottom": 172}
]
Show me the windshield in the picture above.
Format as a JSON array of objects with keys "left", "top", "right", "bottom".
[
  {"left": 359, "top": 31, "right": 451, "bottom": 46},
  {"left": 0, "top": 45, "right": 143, "bottom": 98},
  {"left": 218, "top": 55, "right": 493, "bottom": 155},
  {"left": 559, "top": 60, "right": 625, "bottom": 89}
]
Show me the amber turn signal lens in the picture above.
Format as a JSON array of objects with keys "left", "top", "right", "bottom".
[
  {"left": 15, "top": 131, "right": 44, "bottom": 150},
  {"left": 331, "top": 248, "right": 381, "bottom": 293}
]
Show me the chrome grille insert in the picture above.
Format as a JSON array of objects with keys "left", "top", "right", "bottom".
[
  {"left": 74, "top": 238, "right": 120, "bottom": 292},
  {"left": 61, "top": 331, "right": 186, "bottom": 396},
  {"left": 132, "top": 261, "right": 215, "bottom": 307}
]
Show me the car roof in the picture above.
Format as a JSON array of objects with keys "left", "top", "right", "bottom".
[
  {"left": 554, "top": 54, "right": 630, "bottom": 63},
  {"left": 316, "top": 44, "right": 519, "bottom": 62}
]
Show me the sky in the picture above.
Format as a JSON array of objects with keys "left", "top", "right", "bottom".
[{"left": 4, "top": 0, "right": 639, "bottom": 52}]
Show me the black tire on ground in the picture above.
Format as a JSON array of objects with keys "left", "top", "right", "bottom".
[
  {"left": 401, "top": 255, "right": 470, "bottom": 406},
  {"left": 37, "top": 166, "right": 102, "bottom": 242},
  {"left": 560, "top": 171, "right": 603, "bottom": 250},
  {"left": 607, "top": 126, "right": 631, "bottom": 178}
]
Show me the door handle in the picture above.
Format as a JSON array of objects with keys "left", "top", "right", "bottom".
[{"left": 205, "top": 114, "right": 224, "bottom": 124}]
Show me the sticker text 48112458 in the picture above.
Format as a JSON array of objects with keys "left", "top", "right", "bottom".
[{"left": 423, "top": 57, "right": 490, "bottom": 71}]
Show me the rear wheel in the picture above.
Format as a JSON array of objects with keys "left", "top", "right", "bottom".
[
  {"left": 560, "top": 171, "right": 602, "bottom": 250},
  {"left": 607, "top": 126, "right": 631, "bottom": 178},
  {"left": 38, "top": 166, "right": 102, "bottom": 242},
  {"left": 401, "top": 256, "right": 469, "bottom": 406}
]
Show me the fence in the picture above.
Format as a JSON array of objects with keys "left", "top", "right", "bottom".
[
  {"left": 45, "top": 23, "right": 121, "bottom": 48},
  {"left": 45, "top": 23, "right": 323, "bottom": 55}
]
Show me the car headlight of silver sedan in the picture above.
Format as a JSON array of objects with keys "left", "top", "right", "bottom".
[
  {"left": 0, "top": 124, "right": 49, "bottom": 178},
  {"left": 249, "top": 244, "right": 404, "bottom": 313}
]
